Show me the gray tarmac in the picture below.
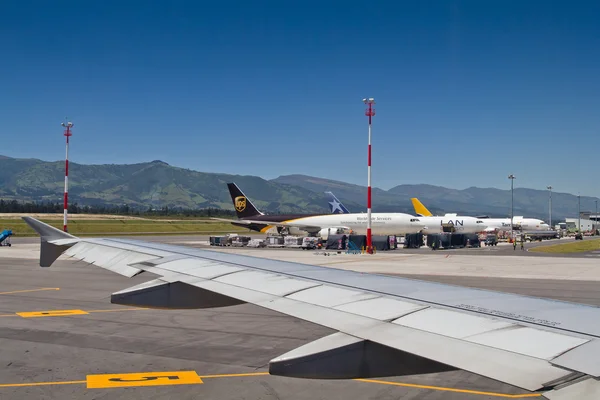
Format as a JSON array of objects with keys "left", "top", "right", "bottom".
[{"left": 0, "top": 237, "right": 599, "bottom": 399}]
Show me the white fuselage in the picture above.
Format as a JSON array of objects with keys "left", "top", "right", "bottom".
[
  {"left": 420, "top": 216, "right": 488, "bottom": 234},
  {"left": 282, "top": 213, "right": 425, "bottom": 235},
  {"left": 483, "top": 217, "right": 550, "bottom": 232}
]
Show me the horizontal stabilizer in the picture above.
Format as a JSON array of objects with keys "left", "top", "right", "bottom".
[
  {"left": 269, "top": 332, "right": 455, "bottom": 379},
  {"left": 111, "top": 279, "right": 245, "bottom": 309}
]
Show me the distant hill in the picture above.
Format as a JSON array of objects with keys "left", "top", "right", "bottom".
[
  {"left": 0, "top": 156, "right": 332, "bottom": 213},
  {"left": 1, "top": 155, "right": 597, "bottom": 220}
]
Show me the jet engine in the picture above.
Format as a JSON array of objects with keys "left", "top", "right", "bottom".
[{"left": 318, "top": 227, "right": 352, "bottom": 240}]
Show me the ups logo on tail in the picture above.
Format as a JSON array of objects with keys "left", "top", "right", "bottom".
[{"left": 234, "top": 196, "right": 246, "bottom": 212}]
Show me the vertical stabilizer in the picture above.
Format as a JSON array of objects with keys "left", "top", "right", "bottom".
[
  {"left": 325, "top": 192, "right": 350, "bottom": 214},
  {"left": 411, "top": 198, "right": 434, "bottom": 217},
  {"left": 227, "top": 183, "right": 264, "bottom": 219}
]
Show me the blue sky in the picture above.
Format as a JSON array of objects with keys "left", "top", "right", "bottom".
[{"left": 1, "top": 1, "right": 599, "bottom": 196}]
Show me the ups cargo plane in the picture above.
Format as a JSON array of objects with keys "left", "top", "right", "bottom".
[
  {"left": 23, "top": 216, "right": 600, "bottom": 398},
  {"left": 219, "top": 183, "right": 425, "bottom": 236}
]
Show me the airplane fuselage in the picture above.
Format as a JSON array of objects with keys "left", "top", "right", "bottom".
[
  {"left": 242, "top": 213, "right": 425, "bottom": 235},
  {"left": 420, "top": 216, "right": 487, "bottom": 234},
  {"left": 483, "top": 217, "right": 550, "bottom": 231}
]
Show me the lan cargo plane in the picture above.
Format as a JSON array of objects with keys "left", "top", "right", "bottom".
[
  {"left": 411, "top": 198, "right": 550, "bottom": 232},
  {"left": 325, "top": 192, "right": 488, "bottom": 234},
  {"left": 218, "top": 183, "right": 425, "bottom": 236}
]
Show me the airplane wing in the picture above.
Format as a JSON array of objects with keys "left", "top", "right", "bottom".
[
  {"left": 213, "top": 217, "right": 325, "bottom": 233},
  {"left": 211, "top": 217, "right": 251, "bottom": 224},
  {"left": 23, "top": 217, "right": 600, "bottom": 399}
]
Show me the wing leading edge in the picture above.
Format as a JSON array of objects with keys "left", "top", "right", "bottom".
[{"left": 22, "top": 217, "right": 600, "bottom": 398}]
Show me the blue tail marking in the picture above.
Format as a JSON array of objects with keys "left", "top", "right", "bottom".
[{"left": 325, "top": 191, "right": 350, "bottom": 214}]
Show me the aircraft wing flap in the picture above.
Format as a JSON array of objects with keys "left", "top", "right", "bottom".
[
  {"left": 542, "top": 377, "right": 600, "bottom": 399},
  {"left": 392, "top": 308, "right": 515, "bottom": 339},
  {"left": 150, "top": 258, "right": 246, "bottom": 278},
  {"left": 253, "top": 295, "right": 573, "bottom": 391},
  {"left": 63, "top": 241, "right": 163, "bottom": 277},
  {"left": 466, "top": 326, "right": 588, "bottom": 360},
  {"left": 333, "top": 297, "right": 429, "bottom": 321},
  {"left": 286, "top": 285, "right": 380, "bottom": 308},
  {"left": 186, "top": 278, "right": 280, "bottom": 305},
  {"left": 213, "top": 270, "right": 322, "bottom": 297},
  {"left": 551, "top": 339, "right": 600, "bottom": 377},
  {"left": 351, "top": 321, "right": 573, "bottom": 391}
]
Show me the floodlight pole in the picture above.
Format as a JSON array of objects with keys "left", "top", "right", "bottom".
[
  {"left": 61, "top": 120, "right": 73, "bottom": 232},
  {"left": 508, "top": 174, "right": 515, "bottom": 239},
  {"left": 363, "top": 98, "right": 375, "bottom": 254},
  {"left": 547, "top": 185, "right": 552, "bottom": 229},
  {"left": 578, "top": 195, "right": 581, "bottom": 232}
]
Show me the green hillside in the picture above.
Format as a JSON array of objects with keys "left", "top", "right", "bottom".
[
  {"left": 0, "top": 156, "right": 333, "bottom": 213},
  {"left": 1, "top": 155, "right": 597, "bottom": 219}
]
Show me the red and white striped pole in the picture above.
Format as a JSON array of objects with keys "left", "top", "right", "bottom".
[
  {"left": 61, "top": 120, "right": 73, "bottom": 232},
  {"left": 363, "top": 98, "right": 375, "bottom": 254}
]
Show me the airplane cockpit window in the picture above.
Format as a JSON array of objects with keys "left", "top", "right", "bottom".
[
  {"left": 476, "top": 220, "right": 484, "bottom": 224},
  {"left": 410, "top": 218, "right": 420, "bottom": 222}
]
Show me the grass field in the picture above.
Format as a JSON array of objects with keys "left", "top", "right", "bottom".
[
  {"left": 529, "top": 238, "right": 600, "bottom": 253},
  {"left": 0, "top": 217, "right": 248, "bottom": 237}
]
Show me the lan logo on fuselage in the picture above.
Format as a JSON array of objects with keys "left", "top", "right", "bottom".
[{"left": 235, "top": 196, "right": 246, "bottom": 212}]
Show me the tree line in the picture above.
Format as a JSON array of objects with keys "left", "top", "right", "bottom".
[{"left": 0, "top": 199, "right": 236, "bottom": 217}]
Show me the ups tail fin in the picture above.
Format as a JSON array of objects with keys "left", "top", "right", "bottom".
[
  {"left": 227, "top": 183, "right": 263, "bottom": 219},
  {"left": 22, "top": 217, "right": 79, "bottom": 267},
  {"left": 411, "top": 198, "right": 433, "bottom": 217},
  {"left": 325, "top": 191, "right": 350, "bottom": 214}
]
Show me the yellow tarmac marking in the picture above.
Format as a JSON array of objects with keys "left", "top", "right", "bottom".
[
  {"left": 17, "top": 309, "right": 89, "bottom": 318},
  {"left": 0, "top": 371, "right": 543, "bottom": 397},
  {"left": 0, "top": 288, "right": 60, "bottom": 295},
  {"left": 87, "top": 371, "right": 202, "bottom": 389},
  {"left": 355, "top": 378, "right": 543, "bottom": 398},
  {"left": 200, "top": 372, "right": 269, "bottom": 379},
  {"left": 0, "top": 380, "right": 86, "bottom": 388},
  {"left": 1, "top": 307, "right": 146, "bottom": 318},
  {"left": 87, "top": 308, "right": 148, "bottom": 313}
]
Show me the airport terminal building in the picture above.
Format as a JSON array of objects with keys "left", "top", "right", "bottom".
[{"left": 565, "top": 212, "right": 600, "bottom": 232}]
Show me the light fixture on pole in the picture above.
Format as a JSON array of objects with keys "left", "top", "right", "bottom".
[
  {"left": 508, "top": 174, "right": 516, "bottom": 238},
  {"left": 363, "top": 97, "right": 375, "bottom": 254},
  {"left": 594, "top": 200, "right": 598, "bottom": 235},
  {"left": 61, "top": 119, "right": 73, "bottom": 232},
  {"left": 578, "top": 195, "right": 581, "bottom": 232},
  {"left": 547, "top": 186, "right": 552, "bottom": 229}
]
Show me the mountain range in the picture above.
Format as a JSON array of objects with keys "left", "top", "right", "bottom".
[{"left": 1, "top": 155, "right": 596, "bottom": 221}]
